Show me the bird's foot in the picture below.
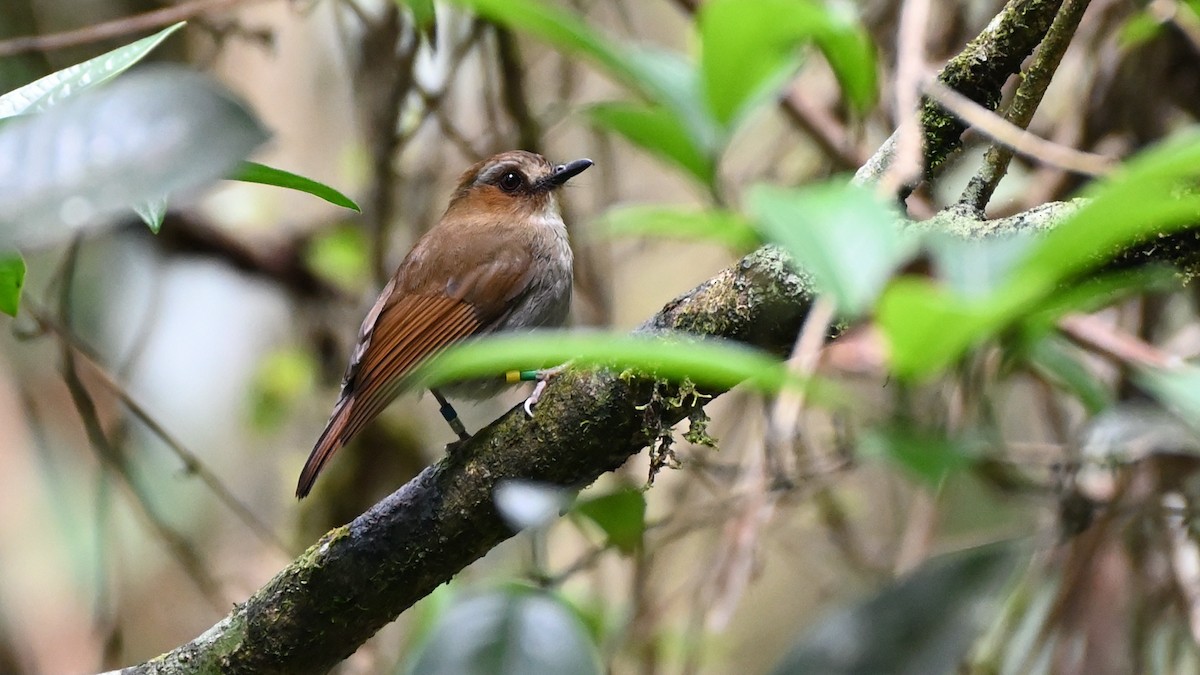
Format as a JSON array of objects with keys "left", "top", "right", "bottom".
[
  {"left": 432, "top": 388, "right": 472, "bottom": 443},
  {"left": 522, "top": 364, "right": 569, "bottom": 417}
]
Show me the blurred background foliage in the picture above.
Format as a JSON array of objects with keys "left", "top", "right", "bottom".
[{"left": 2, "top": 0, "right": 1200, "bottom": 673}]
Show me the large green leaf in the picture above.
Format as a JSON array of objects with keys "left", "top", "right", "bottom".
[
  {"left": 0, "top": 254, "right": 25, "bottom": 317},
  {"left": 751, "top": 181, "right": 909, "bottom": 316},
  {"left": 771, "top": 542, "right": 1020, "bottom": 675},
  {"left": 0, "top": 22, "right": 185, "bottom": 119},
  {"left": 876, "top": 278, "right": 1008, "bottom": 379},
  {"left": 410, "top": 331, "right": 829, "bottom": 399},
  {"left": 409, "top": 588, "right": 601, "bottom": 675},
  {"left": 573, "top": 487, "right": 646, "bottom": 554},
  {"left": 587, "top": 103, "right": 714, "bottom": 186},
  {"left": 925, "top": 232, "right": 1038, "bottom": 300},
  {"left": 597, "top": 205, "right": 760, "bottom": 252},
  {"left": 0, "top": 67, "right": 269, "bottom": 248},
  {"left": 230, "top": 161, "right": 361, "bottom": 212},
  {"left": 699, "top": 0, "right": 875, "bottom": 127}
]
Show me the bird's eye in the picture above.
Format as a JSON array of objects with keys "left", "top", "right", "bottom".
[{"left": 498, "top": 171, "right": 524, "bottom": 193}]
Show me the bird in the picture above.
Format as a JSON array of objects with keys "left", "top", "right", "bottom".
[{"left": 295, "top": 150, "right": 593, "bottom": 498}]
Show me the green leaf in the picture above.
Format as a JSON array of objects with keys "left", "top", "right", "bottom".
[
  {"left": 451, "top": 0, "right": 672, "bottom": 106},
  {"left": 587, "top": 102, "right": 714, "bottom": 186},
  {"left": 597, "top": 205, "right": 760, "bottom": 252},
  {"left": 751, "top": 181, "right": 909, "bottom": 316},
  {"left": 859, "top": 427, "right": 975, "bottom": 487},
  {"left": 0, "top": 22, "right": 185, "bottom": 119},
  {"left": 0, "top": 254, "right": 25, "bottom": 317},
  {"left": 0, "top": 67, "right": 270, "bottom": 248},
  {"left": 1020, "top": 132, "right": 1200, "bottom": 290},
  {"left": 402, "top": 0, "right": 437, "bottom": 30},
  {"left": 771, "top": 542, "right": 1020, "bottom": 675},
  {"left": 811, "top": 8, "right": 877, "bottom": 113},
  {"left": 411, "top": 331, "right": 833, "bottom": 400},
  {"left": 229, "top": 161, "right": 360, "bottom": 212},
  {"left": 1118, "top": 11, "right": 1163, "bottom": 48},
  {"left": 876, "top": 278, "right": 1007, "bottom": 379},
  {"left": 449, "top": 0, "right": 722, "bottom": 179},
  {"left": 1021, "top": 266, "right": 1177, "bottom": 336},
  {"left": 926, "top": 231, "right": 1038, "bottom": 300},
  {"left": 880, "top": 132, "right": 1200, "bottom": 380},
  {"left": 573, "top": 487, "right": 645, "bottom": 554},
  {"left": 621, "top": 48, "right": 720, "bottom": 153},
  {"left": 698, "top": 0, "right": 875, "bottom": 126},
  {"left": 132, "top": 196, "right": 168, "bottom": 233},
  {"left": 409, "top": 589, "right": 602, "bottom": 675}
]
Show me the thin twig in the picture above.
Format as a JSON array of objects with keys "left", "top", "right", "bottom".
[
  {"left": 924, "top": 79, "right": 1116, "bottom": 178},
  {"left": 25, "top": 299, "right": 291, "bottom": 556},
  {"left": 494, "top": 26, "right": 542, "bottom": 152},
  {"left": 1059, "top": 313, "right": 1183, "bottom": 370},
  {"left": 779, "top": 86, "right": 867, "bottom": 170},
  {"left": 0, "top": 0, "right": 272, "bottom": 57},
  {"left": 961, "top": 0, "right": 1095, "bottom": 211},
  {"left": 60, "top": 346, "right": 229, "bottom": 611},
  {"left": 55, "top": 240, "right": 227, "bottom": 611},
  {"left": 881, "top": 0, "right": 934, "bottom": 196}
]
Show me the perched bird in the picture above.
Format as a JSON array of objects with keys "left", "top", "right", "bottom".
[{"left": 296, "top": 151, "right": 592, "bottom": 498}]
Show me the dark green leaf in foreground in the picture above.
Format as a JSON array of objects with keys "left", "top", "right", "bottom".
[
  {"left": 408, "top": 589, "right": 601, "bottom": 675},
  {"left": 771, "top": 542, "right": 1021, "bottom": 675},
  {"left": 0, "top": 22, "right": 185, "bottom": 119},
  {"left": 752, "top": 181, "right": 909, "bottom": 316},
  {"left": 573, "top": 487, "right": 646, "bottom": 554},
  {"left": 0, "top": 254, "right": 25, "bottom": 317},
  {"left": 230, "top": 161, "right": 361, "bottom": 212},
  {"left": 410, "top": 331, "right": 829, "bottom": 400},
  {"left": 0, "top": 67, "right": 269, "bottom": 248}
]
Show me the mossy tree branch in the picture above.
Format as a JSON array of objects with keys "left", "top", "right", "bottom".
[
  {"left": 856, "top": 0, "right": 1067, "bottom": 188},
  {"left": 120, "top": 247, "right": 815, "bottom": 675}
]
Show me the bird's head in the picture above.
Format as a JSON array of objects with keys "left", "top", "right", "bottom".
[{"left": 446, "top": 151, "right": 593, "bottom": 221}]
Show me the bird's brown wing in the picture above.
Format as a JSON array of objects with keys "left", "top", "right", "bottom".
[{"left": 296, "top": 241, "right": 536, "bottom": 497}]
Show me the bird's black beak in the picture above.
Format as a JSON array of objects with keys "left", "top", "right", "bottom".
[{"left": 544, "top": 158, "right": 593, "bottom": 188}]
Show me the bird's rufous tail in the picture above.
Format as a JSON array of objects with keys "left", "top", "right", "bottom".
[{"left": 296, "top": 398, "right": 354, "bottom": 498}]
